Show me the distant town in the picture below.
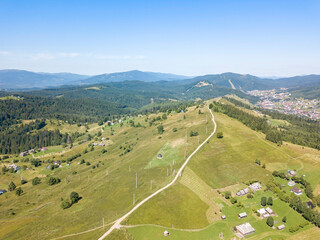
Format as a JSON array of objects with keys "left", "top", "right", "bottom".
[{"left": 247, "top": 88, "right": 320, "bottom": 120}]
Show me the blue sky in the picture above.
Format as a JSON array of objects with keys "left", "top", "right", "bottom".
[{"left": 0, "top": 0, "right": 319, "bottom": 76}]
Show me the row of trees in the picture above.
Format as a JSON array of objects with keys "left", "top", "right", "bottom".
[
  {"left": 223, "top": 97, "right": 320, "bottom": 150},
  {"left": 0, "top": 120, "right": 71, "bottom": 154}
]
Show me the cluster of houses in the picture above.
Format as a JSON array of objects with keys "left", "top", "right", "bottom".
[
  {"left": 46, "top": 161, "right": 62, "bottom": 169},
  {"left": 235, "top": 207, "right": 283, "bottom": 237},
  {"left": 8, "top": 164, "right": 21, "bottom": 172},
  {"left": 92, "top": 142, "right": 105, "bottom": 147},
  {"left": 257, "top": 207, "right": 275, "bottom": 218},
  {"left": 236, "top": 182, "right": 262, "bottom": 196},
  {"left": 20, "top": 147, "right": 48, "bottom": 157}
]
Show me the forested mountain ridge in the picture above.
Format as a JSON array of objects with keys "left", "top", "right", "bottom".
[
  {"left": 2, "top": 69, "right": 320, "bottom": 91},
  {"left": 0, "top": 69, "right": 88, "bottom": 89}
]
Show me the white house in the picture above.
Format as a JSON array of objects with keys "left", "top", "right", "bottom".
[
  {"left": 235, "top": 222, "right": 255, "bottom": 236},
  {"left": 238, "top": 212, "right": 247, "bottom": 218}
]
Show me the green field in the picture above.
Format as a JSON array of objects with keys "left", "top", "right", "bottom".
[{"left": 1, "top": 100, "right": 320, "bottom": 240}]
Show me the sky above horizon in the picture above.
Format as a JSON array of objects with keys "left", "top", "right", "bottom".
[{"left": 0, "top": 0, "right": 319, "bottom": 77}]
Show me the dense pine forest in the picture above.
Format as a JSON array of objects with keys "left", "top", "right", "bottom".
[{"left": 0, "top": 120, "right": 69, "bottom": 154}]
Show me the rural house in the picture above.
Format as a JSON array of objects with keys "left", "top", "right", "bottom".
[
  {"left": 291, "top": 187, "right": 302, "bottom": 195},
  {"left": 238, "top": 212, "right": 247, "bottom": 218},
  {"left": 235, "top": 222, "right": 255, "bottom": 236}
]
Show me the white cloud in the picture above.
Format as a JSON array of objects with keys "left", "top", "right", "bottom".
[
  {"left": 94, "top": 55, "right": 147, "bottom": 60},
  {"left": 0, "top": 51, "right": 11, "bottom": 56},
  {"left": 58, "top": 52, "right": 81, "bottom": 58},
  {"left": 31, "top": 53, "right": 55, "bottom": 60}
]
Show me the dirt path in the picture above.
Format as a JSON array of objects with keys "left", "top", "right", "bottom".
[{"left": 98, "top": 107, "right": 217, "bottom": 240}]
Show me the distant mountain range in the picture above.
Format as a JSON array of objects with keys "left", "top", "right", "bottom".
[
  {"left": 0, "top": 69, "right": 189, "bottom": 90},
  {"left": 1, "top": 69, "right": 320, "bottom": 91}
]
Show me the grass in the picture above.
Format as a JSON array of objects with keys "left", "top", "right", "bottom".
[
  {"left": 1, "top": 100, "right": 320, "bottom": 239},
  {"left": 0, "top": 105, "right": 212, "bottom": 239},
  {"left": 126, "top": 182, "right": 210, "bottom": 229}
]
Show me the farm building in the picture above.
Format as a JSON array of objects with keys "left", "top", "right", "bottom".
[
  {"left": 8, "top": 164, "right": 21, "bottom": 172},
  {"left": 41, "top": 147, "right": 48, "bottom": 151},
  {"left": 235, "top": 222, "right": 255, "bottom": 236},
  {"left": 291, "top": 187, "right": 302, "bottom": 195},
  {"left": 238, "top": 212, "right": 247, "bottom": 218},
  {"left": 248, "top": 182, "right": 262, "bottom": 191},
  {"left": 288, "top": 170, "right": 297, "bottom": 176},
  {"left": 257, "top": 208, "right": 266, "bottom": 215},
  {"left": 157, "top": 154, "right": 163, "bottom": 159},
  {"left": 221, "top": 215, "right": 226, "bottom": 220},
  {"left": 99, "top": 142, "right": 105, "bottom": 146},
  {"left": 277, "top": 225, "right": 285, "bottom": 230},
  {"left": 163, "top": 230, "right": 170, "bottom": 236},
  {"left": 54, "top": 161, "right": 61, "bottom": 166},
  {"left": 236, "top": 188, "right": 249, "bottom": 196},
  {"left": 0, "top": 189, "right": 7, "bottom": 195},
  {"left": 237, "top": 182, "right": 261, "bottom": 196},
  {"left": 266, "top": 207, "right": 273, "bottom": 214},
  {"left": 20, "top": 151, "right": 27, "bottom": 157},
  {"left": 288, "top": 180, "right": 295, "bottom": 187}
]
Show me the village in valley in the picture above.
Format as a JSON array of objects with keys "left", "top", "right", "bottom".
[{"left": 247, "top": 89, "right": 320, "bottom": 120}]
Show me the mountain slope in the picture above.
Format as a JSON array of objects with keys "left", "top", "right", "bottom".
[
  {"left": 0, "top": 69, "right": 88, "bottom": 89},
  {"left": 80, "top": 70, "right": 189, "bottom": 84}
]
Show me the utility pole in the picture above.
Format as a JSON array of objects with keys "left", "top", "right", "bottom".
[
  {"left": 136, "top": 172, "right": 138, "bottom": 188},
  {"left": 133, "top": 193, "right": 135, "bottom": 205}
]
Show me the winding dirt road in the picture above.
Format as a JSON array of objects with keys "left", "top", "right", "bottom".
[{"left": 98, "top": 107, "right": 217, "bottom": 240}]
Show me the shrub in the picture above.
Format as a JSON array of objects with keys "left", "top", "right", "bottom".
[
  {"left": 8, "top": 181, "right": 16, "bottom": 191},
  {"left": 157, "top": 125, "right": 164, "bottom": 134},
  {"left": 16, "top": 187, "right": 23, "bottom": 196},
  {"left": 289, "top": 225, "right": 300, "bottom": 233},
  {"left": 31, "top": 159, "right": 41, "bottom": 167},
  {"left": 266, "top": 216, "right": 274, "bottom": 227},
  {"left": 190, "top": 131, "right": 199, "bottom": 137},
  {"left": 282, "top": 216, "right": 287, "bottom": 223},
  {"left": 61, "top": 200, "right": 71, "bottom": 209},
  {"left": 86, "top": 162, "right": 91, "bottom": 166},
  {"left": 101, "top": 149, "right": 107, "bottom": 154},
  {"left": 32, "top": 177, "right": 41, "bottom": 186},
  {"left": 247, "top": 193, "right": 254, "bottom": 198},
  {"left": 230, "top": 197, "right": 238, "bottom": 204},
  {"left": 70, "top": 192, "right": 80, "bottom": 204},
  {"left": 172, "top": 128, "right": 178, "bottom": 132},
  {"left": 47, "top": 176, "right": 61, "bottom": 186},
  {"left": 267, "top": 197, "right": 273, "bottom": 206},
  {"left": 217, "top": 132, "right": 223, "bottom": 138},
  {"left": 224, "top": 191, "right": 231, "bottom": 199},
  {"left": 261, "top": 196, "right": 267, "bottom": 206},
  {"left": 21, "top": 179, "right": 27, "bottom": 185}
]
